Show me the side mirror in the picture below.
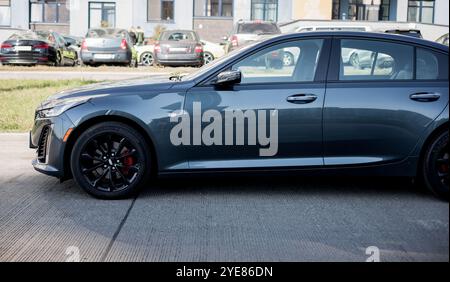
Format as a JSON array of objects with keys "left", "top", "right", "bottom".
[{"left": 214, "top": 70, "right": 241, "bottom": 85}]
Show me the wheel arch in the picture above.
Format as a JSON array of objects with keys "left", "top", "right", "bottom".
[
  {"left": 418, "top": 121, "right": 449, "bottom": 173},
  {"left": 62, "top": 114, "right": 159, "bottom": 181}
]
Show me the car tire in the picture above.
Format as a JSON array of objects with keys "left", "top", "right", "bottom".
[
  {"left": 70, "top": 122, "right": 152, "bottom": 199},
  {"left": 422, "top": 129, "right": 449, "bottom": 201},
  {"left": 350, "top": 53, "right": 361, "bottom": 69},
  {"left": 283, "top": 52, "right": 294, "bottom": 66},
  {"left": 203, "top": 52, "right": 214, "bottom": 65},
  {"left": 140, "top": 52, "right": 154, "bottom": 66}
]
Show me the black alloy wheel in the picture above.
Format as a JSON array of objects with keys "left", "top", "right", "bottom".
[
  {"left": 71, "top": 122, "right": 151, "bottom": 199},
  {"left": 422, "top": 130, "right": 449, "bottom": 200}
]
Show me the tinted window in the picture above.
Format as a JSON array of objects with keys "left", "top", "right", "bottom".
[
  {"left": 416, "top": 48, "right": 448, "bottom": 80},
  {"left": 232, "top": 39, "right": 323, "bottom": 84},
  {"left": 340, "top": 39, "right": 414, "bottom": 81},
  {"left": 237, "top": 23, "right": 280, "bottom": 34}
]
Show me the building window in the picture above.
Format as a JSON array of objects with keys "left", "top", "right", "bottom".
[
  {"left": 408, "top": 0, "right": 435, "bottom": 24},
  {"left": 89, "top": 2, "right": 116, "bottom": 28},
  {"left": 333, "top": 0, "right": 390, "bottom": 21},
  {"left": 194, "top": 0, "right": 233, "bottom": 17},
  {"left": 30, "top": 0, "right": 69, "bottom": 24},
  {"left": 251, "top": 0, "right": 278, "bottom": 22},
  {"left": 148, "top": 0, "right": 174, "bottom": 21},
  {"left": 0, "top": 0, "right": 11, "bottom": 26}
]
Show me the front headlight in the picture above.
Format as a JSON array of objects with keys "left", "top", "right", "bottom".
[{"left": 36, "top": 95, "right": 106, "bottom": 118}]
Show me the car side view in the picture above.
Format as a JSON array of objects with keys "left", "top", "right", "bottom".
[{"left": 30, "top": 32, "right": 449, "bottom": 200}]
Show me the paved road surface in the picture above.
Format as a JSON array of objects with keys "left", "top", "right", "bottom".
[{"left": 0, "top": 134, "right": 448, "bottom": 262}]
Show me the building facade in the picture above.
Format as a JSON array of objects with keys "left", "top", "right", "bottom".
[{"left": 1, "top": 0, "right": 448, "bottom": 42}]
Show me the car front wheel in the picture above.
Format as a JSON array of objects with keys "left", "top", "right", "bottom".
[
  {"left": 70, "top": 122, "right": 151, "bottom": 199},
  {"left": 422, "top": 129, "right": 449, "bottom": 201}
]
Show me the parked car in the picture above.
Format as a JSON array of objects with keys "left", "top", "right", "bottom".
[
  {"left": 30, "top": 32, "right": 449, "bottom": 200},
  {"left": 385, "top": 29, "right": 423, "bottom": 38},
  {"left": 0, "top": 30, "right": 78, "bottom": 66},
  {"left": 201, "top": 40, "right": 225, "bottom": 64},
  {"left": 295, "top": 26, "right": 371, "bottom": 33},
  {"left": 345, "top": 48, "right": 394, "bottom": 69},
  {"left": 135, "top": 44, "right": 155, "bottom": 66},
  {"left": 436, "top": 33, "right": 449, "bottom": 46},
  {"left": 81, "top": 28, "right": 138, "bottom": 67},
  {"left": 64, "top": 35, "right": 83, "bottom": 65},
  {"left": 154, "top": 30, "right": 204, "bottom": 67},
  {"left": 224, "top": 20, "right": 281, "bottom": 54}
]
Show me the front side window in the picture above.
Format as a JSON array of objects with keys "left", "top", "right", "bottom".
[
  {"left": 340, "top": 39, "right": 414, "bottom": 81},
  {"left": 231, "top": 39, "right": 323, "bottom": 84},
  {"left": 148, "top": 0, "right": 174, "bottom": 21},
  {"left": 416, "top": 48, "right": 448, "bottom": 80},
  {"left": 194, "top": 0, "right": 233, "bottom": 17},
  {"left": 0, "top": 0, "right": 10, "bottom": 26},
  {"left": 251, "top": 0, "right": 278, "bottom": 22},
  {"left": 30, "top": 0, "right": 69, "bottom": 24},
  {"left": 89, "top": 2, "right": 116, "bottom": 28},
  {"left": 408, "top": 0, "right": 435, "bottom": 24}
]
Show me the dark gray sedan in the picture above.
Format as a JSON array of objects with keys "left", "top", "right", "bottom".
[
  {"left": 30, "top": 32, "right": 448, "bottom": 200},
  {"left": 154, "top": 30, "right": 204, "bottom": 67}
]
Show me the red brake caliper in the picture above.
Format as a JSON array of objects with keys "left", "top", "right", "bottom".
[{"left": 121, "top": 150, "right": 135, "bottom": 175}]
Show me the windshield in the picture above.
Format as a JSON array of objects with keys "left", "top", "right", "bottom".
[
  {"left": 182, "top": 41, "right": 260, "bottom": 81},
  {"left": 238, "top": 23, "right": 280, "bottom": 34},
  {"left": 86, "top": 29, "right": 128, "bottom": 39}
]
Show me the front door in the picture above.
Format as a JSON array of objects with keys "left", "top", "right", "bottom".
[{"left": 183, "top": 38, "right": 331, "bottom": 170}]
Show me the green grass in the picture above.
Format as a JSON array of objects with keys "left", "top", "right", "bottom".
[{"left": 0, "top": 79, "right": 99, "bottom": 132}]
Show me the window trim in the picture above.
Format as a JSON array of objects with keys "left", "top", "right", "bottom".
[
  {"left": 250, "top": 0, "right": 278, "bottom": 22},
  {"left": 328, "top": 37, "right": 418, "bottom": 83},
  {"left": 147, "top": 0, "right": 175, "bottom": 23},
  {"left": 29, "top": 0, "right": 69, "bottom": 24},
  {"left": 197, "top": 37, "right": 332, "bottom": 87},
  {"left": 88, "top": 1, "right": 117, "bottom": 29},
  {"left": 407, "top": 0, "right": 435, "bottom": 24},
  {"left": 193, "top": 0, "right": 234, "bottom": 19}
]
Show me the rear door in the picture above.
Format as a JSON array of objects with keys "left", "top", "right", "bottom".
[{"left": 323, "top": 37, "right": 449, "bottom": 166}]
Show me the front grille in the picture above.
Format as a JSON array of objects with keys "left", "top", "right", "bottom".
[{"left": 37, "top": 126, "right": 51, "bottom": 163}]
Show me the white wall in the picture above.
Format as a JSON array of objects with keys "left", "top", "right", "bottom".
[
  {"left": 10, "top": 0, "right": 29, "bottom": 29},
  {"left": 132, "top": 0, "right": 193, "bottom": 37},
  {"left": 70, "top": 0, "right": 133, "bottom": 37},
  {"left": 434, "top": 0, "right": 449, "bottom": 26}
]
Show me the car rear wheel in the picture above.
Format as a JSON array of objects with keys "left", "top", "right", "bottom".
[
  {"left": 350, "top": 53, "right": 361, "bottom": 69},
  {"left": 70, "top": 122, "right": 151, "bottom": 199},
  {"left": 422, "top": 130, "right": 449, "bottom": 201},
  {"left": 283, "top": 52, "right": 294, "bottom": 66},
  {"left": 140, "top": 52, "right": 154, "bottom": 66},
  {"left": 203, "top": 52, "right": 214, "bottom": 65}
]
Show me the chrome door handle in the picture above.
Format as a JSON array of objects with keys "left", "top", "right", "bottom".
[
  {"left": 410, "top": 93, "right": 441, "bottom": 102},
  {"left": 286, "top": 94, "right": 318, "bottom": 104}
]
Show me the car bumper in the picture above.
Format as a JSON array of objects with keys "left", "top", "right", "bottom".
[
  {"left": 30, "top": 113, "right": 75, "bottom": 179},
  {"left": 81, "top": 50, "right": 131, "bottom": 64},
  {"left": 0, "top": 54, "right": 52, "bottom": 65},
  {"left": 155, "top": 53, "right": 203, "bottom": 66}
]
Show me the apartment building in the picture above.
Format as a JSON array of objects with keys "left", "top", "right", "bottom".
[{"left": 1, "top": 0, "right": 448, "bottom": 42}]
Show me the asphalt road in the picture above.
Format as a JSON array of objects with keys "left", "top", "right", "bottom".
[{"left": 0, "top": 133, "right": 448, "bottom": 262}]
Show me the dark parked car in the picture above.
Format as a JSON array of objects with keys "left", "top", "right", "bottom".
[
  {"left": 154, "top": 30, "right": 204, "bottom": 67},
  {"left": 30, "top": 32, "right": 449, "bottom": 200},
  {"left": 80, "top": 28, "right": 138, "bottom": 67},
  {"left": 0, "top": 30, "right": 78, "bottom": 66}
]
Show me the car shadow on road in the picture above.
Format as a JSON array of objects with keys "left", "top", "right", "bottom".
[{"left": 138, "top": 175, "right": 436, "bottom": 200}]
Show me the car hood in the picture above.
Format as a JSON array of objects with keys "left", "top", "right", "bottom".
[{"left": 47, "top": 75, "right": 178, "bottom": 101}]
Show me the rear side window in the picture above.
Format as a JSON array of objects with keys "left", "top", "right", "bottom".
[
  {"left": 339, "top": 39, "right": 414, "bottom": 81},
  {"left": 416, "top": 48, "right": 448, "bottom": 80}
]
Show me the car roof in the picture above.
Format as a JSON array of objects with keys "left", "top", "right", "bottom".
[{"left": 266, "top": 31, "right": 449, "bottom": 52}]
